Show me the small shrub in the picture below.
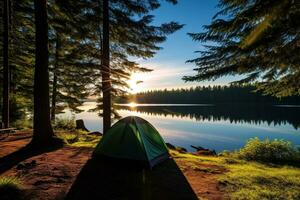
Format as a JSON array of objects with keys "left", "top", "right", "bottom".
[
  {"left": 237, "top": 138, "right": 300, "bottom": 163},
  {"left": 53, "top": 117, "right": 76, "bottom": 130},
  {"left": 0, "top": 177, "right": 23, "bottom": 200},
  {"left": 12, "top": 119, "right": 33, "bottom": 129},
  {"left": 218, "top": 150, "right": 231, "bottom": 157}
]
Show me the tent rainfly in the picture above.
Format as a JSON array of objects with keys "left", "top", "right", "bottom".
[{"left": 93, "top": 116, "right": 169, "bottom": 168}]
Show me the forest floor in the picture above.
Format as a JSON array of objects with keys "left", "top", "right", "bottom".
[
  {"left": 0, "top": 131, "right": 224, "bottom": 200},
  {"left": 1, "top": 131, "right": 300, "bottom": 200}
]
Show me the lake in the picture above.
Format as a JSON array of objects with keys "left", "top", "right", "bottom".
[{"left": 60, "top": 102, "right": 300, "bottom": 152}]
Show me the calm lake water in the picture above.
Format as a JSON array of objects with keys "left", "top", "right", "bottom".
[{"left": 61, "top": 102, "right": 300, "bottom": 152}]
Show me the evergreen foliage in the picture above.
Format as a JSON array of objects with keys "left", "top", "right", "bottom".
[
  {"left": 0, "top": 0, "right": 35, "bottom": 123},
  {"left": 117, "top": 103, "right": 300, "bottom": 129},
  {"left": 0, "top": 0, "right": 182, "bottom": 126},
  {"left": 68, "top": 0, "right": 183, "bottom": 119},
  {"left": 184, "top": 0, "right": 300, "bottom": 97},
  {"left": 120, "top": 85, "right": 300, "bottom": 104}
]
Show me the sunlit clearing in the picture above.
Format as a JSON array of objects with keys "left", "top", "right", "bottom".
[{"left": 127, "top": 73, "right": 146, "bottom": 93}]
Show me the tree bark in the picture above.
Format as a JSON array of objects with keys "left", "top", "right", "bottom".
[
  {"left": 32, "top": 0, "right": 54, "bottom": 145},
  {"left": 2, "top": 0, "right": 10, "bottom": 128},
  {"left": 51, "top": 34, "right": 60, "bottom": 122},
  {"left": 102, "top": 0, "right": 111, "bottom": 134}
]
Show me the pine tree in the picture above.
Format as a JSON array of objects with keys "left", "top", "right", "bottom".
[
  {"left": 48, "top": 1, "right": 93, "bottom": 121},
  {"left": 6, "top": 0, "right": 35, "bottom": 122},
  {"left": 59, "top": 0, "right": 182, "bottom": 131},
  {"left": 102, "top": 0, "right": 111, "bottom": 133},
  {"left": 184, "top": 0, "right": 300, "bottom": 97},
  {"left": 0, "top": 0, "right": 182, "bottom": 134}
]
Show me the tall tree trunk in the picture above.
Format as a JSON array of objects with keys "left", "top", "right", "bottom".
[
  {"left": 32, "top": 0, "right": 54, "bottom": 145},
  {"left": 102, "top": 0, "right": 111, "bottom": 134},
  {"left": 2, "top": 0, "right": 10, "bottom": 128},
  {"left": 51, "top": 34, "right": 60, "bottom": 122}
]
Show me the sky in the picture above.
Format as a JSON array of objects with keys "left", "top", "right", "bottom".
[{"left": 129, "top": 0, "right": 238, "bottom": 93}]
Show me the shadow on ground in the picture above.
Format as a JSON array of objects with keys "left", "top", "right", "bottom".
[
  {"left": 0, "top": 142, "right": 62, "bottom": 175},
  {"left": 66, "top": 157, "right": 198, "bottom": 200}
]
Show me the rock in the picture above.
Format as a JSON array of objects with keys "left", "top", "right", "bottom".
[
  {"left": 16, "top": 160, "right": 37, "bottom": 170},
  {"left": 166, "top": 143, "right": 187, "bottom": 153},
  {"left": 30, "top": 160, "right": 37, "bottom": 166},
  {"left": 176, "top": 146, "right": 187, "bottom": 153},
  {"left": 191, "top": 145, "right": 217, "bottom": 156},
  {"left": 191, "top": 145, "right": 207, "bottom": 151},
  {"left": 16, "top": 163, "right": 26, "bottom": 170},
  {"left": 195, "top": 149, "right": 217, "bottom": 156},
  {"left": 166, "top": 143, "right": 176, "bottom": 150},
  {"left": 75, "top": 119, "right": 89, "bottom": 132},
  {"left": 89, "top": 131, "right": 103, "bottom": 136}
]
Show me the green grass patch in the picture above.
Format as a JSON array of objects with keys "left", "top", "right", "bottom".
[
  {"left": 56, "top": 130, "right": 101, "bottom": 148},
  {"left": 171, "top": 148, "right": 300, "bottom": 200},
  {"left": 171, "top": 150, "right": 222, "bottom": 164},
  {"left": 219, "top": 161, "right": 300, "bottom": 200},
  {"left": 0, "top": 177, "right": 23, "bottom": 200}
]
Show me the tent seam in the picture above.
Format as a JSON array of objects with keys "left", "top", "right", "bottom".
[{"left": 133, "top": 117, "right": 151, "bottom": 163}]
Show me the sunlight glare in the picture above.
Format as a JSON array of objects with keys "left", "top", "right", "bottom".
[
  {"left": 127, "top": 73, "right": 146, "bottom": 93},
  {"left": 128, "top": 102, "right": 137, "bottom": 108}
]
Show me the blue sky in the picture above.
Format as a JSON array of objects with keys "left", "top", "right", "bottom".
[{"left": 130, "top": 0, "right": 238, "bottom": 93}]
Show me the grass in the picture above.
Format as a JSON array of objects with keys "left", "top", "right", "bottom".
[
  {"left": 220, "top": 161, "right": 300, "bottom": 200},
  {"left": 54, "top": 117, "right": 101, "bottom": 148},
  {"left": 171, "top": 148, "right": 300, "bottom": 200},
  {"left": 56, "top": 130, "right": 101, "bottom": 148},
  {"left": 0, "top": 176, "right": 23, "bottom": 200}
]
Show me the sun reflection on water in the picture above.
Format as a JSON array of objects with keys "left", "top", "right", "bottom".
[{"left": 128, "top": 102, "right": 137, "bottom": 108}]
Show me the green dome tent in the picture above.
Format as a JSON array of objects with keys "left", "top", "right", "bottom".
[{"left": 93, "top": 116, "right": 169, "bottom": 167}]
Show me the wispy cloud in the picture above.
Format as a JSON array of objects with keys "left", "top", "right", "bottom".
[{"left": 132, "top": 60, "right": 230, "bottom": 92}]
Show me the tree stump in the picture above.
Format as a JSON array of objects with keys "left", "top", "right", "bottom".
[{"left": 75, "top": 119, "right": 89, "bottom": 132}]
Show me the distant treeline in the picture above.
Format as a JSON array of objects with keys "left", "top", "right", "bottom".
[
  {"left": 116, "top": 105, "right": 300, "bottom": 129},
  {"left": 118, "top": 85, "right": 300, "bottom": 105}
]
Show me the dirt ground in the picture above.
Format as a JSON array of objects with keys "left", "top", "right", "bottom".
[{"left": 0, "top": 131, "right": 224, "bottom": 200}]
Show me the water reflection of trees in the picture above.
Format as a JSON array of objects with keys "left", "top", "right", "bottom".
[{"left": 116, "top": 105, "right": 300, "bottom": 130}]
